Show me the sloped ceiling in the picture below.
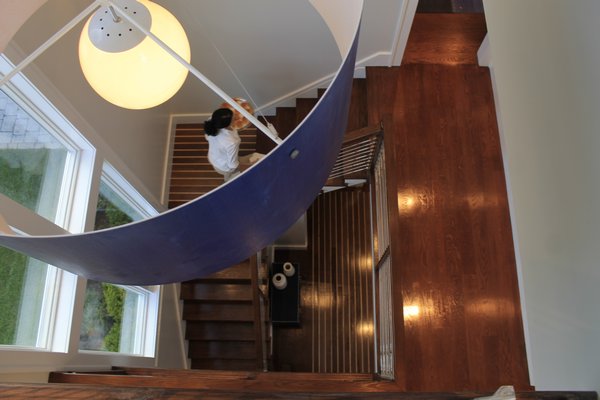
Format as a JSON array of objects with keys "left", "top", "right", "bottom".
[{"left": 2, "top": 0, "right": 414, "bottom": 202}]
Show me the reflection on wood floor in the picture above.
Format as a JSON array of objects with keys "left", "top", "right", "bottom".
[
  {"left": 367, "top": 64, "right": 531, "bottom": 390},
  {"left": 273, "top": 187, "right": 373, "bottom": 373}
]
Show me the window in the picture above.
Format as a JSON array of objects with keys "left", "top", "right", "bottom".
[
  {"left": 0, "top": 248, "right": 47, "bottom": 347},
  {"left": 79, "top": 164, "right": 159, "bottom": 356},
  {"left": 0, "top": 55, "right": 90, "bottom": 351},
  {"left": 0, "top": 89, "right": 71, "bottom": 222}
]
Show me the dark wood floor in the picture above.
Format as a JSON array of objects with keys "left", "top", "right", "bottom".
[
  {"left": 28, "top": 9, "right": 593, "bottom": 399},
  {"left": 366, "top": 64, "right": 530, "bottom": 391},
  {"left": 273, "top": 186, "right": 374, "bottom": 374},
  {"left": 164, "top": 10, "right": 532, "bottom": 393},
  {"left": 270, "top": 12, "right": 530, "bottom": 390},
  {"left": 402, "top": 13, "right": 487, "bottom": 65}
]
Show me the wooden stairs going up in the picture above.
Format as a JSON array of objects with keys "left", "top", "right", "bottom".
[
  {"left": 180, "top": 256, "right": 265, "bottom": 370},
  {"left": 169, "top": 79, "right": 373, "bottom": 208},
  {"left": 168, "top": 125, "right": 260, "bottom": 209},
  {"left": 169, "top": 79, "right": 373, "bottom": 371}
]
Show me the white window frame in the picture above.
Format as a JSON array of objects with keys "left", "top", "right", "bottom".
[
  {"left": 77, "top": 162, "right": 160, "bottom": 357},
  {"left": 0, "top": 54, "right": 95, "bottom": 354},
  {"left": 0, "top": 54, "right": 96, "bottom": 233}
]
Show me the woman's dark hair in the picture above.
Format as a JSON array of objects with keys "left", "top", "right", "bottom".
[{"left": 204, "top": 108, "right": 233, "bottom": 136}]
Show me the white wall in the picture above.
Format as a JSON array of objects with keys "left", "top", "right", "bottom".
[{"left": 483, "top": 0, "right": 600, "bottom": 392}]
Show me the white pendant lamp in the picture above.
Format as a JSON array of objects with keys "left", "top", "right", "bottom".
[{"left": 78, "top": 0, "right": 190, "bottom": 109}]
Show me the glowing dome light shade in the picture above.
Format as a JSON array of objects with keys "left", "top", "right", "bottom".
[{"left": 79, "top": 0, "right": 190, "bottom": 110}]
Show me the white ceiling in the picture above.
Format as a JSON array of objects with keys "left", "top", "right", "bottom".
[
  {"left": 3, "top": 0, "right": 414, "bottom": 200},
  {"left": 9, "top": 0, "right": 412, "bottom": 115}
]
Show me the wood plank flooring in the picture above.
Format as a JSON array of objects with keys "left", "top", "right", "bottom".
[
  {"left": 366, "top": 64, "right": 530, "bottom": 391},
  {"left": 8, "top": 382, "right": 596, "bottom": 400},
  {"left": 273, "top": 187, "right": 374, "bottom": 374},
  {"left": 402, "top": 14, "right": 487, "bottom": 65},
  {"left": 44, "top": 368, "right": 596, "bottom": 398}
]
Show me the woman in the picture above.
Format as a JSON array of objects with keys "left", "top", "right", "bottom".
[{"left": 204, "top": 108, "right": 264, "bottom": 181}]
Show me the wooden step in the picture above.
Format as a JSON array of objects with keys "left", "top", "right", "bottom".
[
  {"left": 182, "top": 302, "right": 254, "bottom": 322},
  {"left": 169, "top": 177, "right": 224, "bottom": 187},
  {"left": 173, "top": 123, "right": 202, "bottom": 131},
  {"left": 402, "top": 13, "right": 487, "bottom": 65},
  {"left": 273, "top": 107, "right": 296, "bottom": 140},
  {"left": 170, "top": 170, "right": 222, "bottom": 179},
  {"left": 347, "top": 78, "right": 368, "bottom": 131},
  {"left": 185, "top": 321, "right": 255, "bottom": 341},
  {"left": 111, "top": 367, "right": 375, "bottom": 382},
  {"left": 180, "top": 282, "right": 253, "bottom": 302},
  {"left": 188, "top": 340, "right": 256, "bottom": 359},
  {"left": 167, "top": 192, "right": 204, "bottom": 202},
  {"left": 255, "top": 115, "right": 277, "bottom": 154},
  {"left": 190, "top": 358, "right": 259, "bottom": 371},
  {"left": 199, "top": 262, "right": 252, "bottom": 282},
  {"left": 295, "top": 98, "right": 318, "bottom": 125},
  {"left": 170, "top": 163, "right": 214, "bottom": 171}
]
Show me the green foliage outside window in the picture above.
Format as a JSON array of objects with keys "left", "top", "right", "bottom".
[
  {"left": 94, "top": 192, "right": 134, "bottom": 230},
  {"left": 0, "top": 148, "right": 50, "bottom": 345},
  {"left": 0, "top": 248, "right": 28, "bottom": 344},
  {"left": 0, "top": 149, "right": 48, "bottom": 211},
  {"left": 79, "top": 281, "right": 126, "bottom": 352},
  {"left": 80, "top": 189, "right": 134, "bottom": 352}
]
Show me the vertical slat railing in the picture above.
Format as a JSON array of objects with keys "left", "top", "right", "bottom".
[{"left": 373, "top": 145, "right": 394, "bottom": 379}]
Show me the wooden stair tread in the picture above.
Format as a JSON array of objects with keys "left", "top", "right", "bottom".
[
  {"left": 201, "top": 262, "right": 252, "bottom": 281},
  {"left": 112, "top": 367, "right": 375, "bottom": 381},
  {"left": 190, "top": 359, "right": 259, "bottom": 371},
  {"left": 188, "top": 340, "right": 257, "bottom": 359},
  {"left": 185, "top": 321, "right": 255, "bottom": 341},
  {"left": 295, "top": 98, "right": 318, "bottom": 125},
  {"left": 183, "top": 302, "right": 254, "bottom": 322},
  {"left": 180, "top": 282, "right": 253, "bottom": 302}
]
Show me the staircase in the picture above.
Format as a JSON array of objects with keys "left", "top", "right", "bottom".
[
  {"left": 169, "top": 78, "right": 375, "bottom": 371},
  {"left": 168, "top": 79, "right": 372, "bottom": 204},
  {"left": 169, "top": 109, "right": 272, "bottom": 372},
  {"left": 180, "top": 255, "right": 266, "bottom": 370},
  {"left": 168, "top": 125, "right": 260, "bottom": 209}
]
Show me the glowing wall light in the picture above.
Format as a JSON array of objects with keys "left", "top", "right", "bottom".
[{"left": 79, "top": 0, "right": 190, "bottom": 109}]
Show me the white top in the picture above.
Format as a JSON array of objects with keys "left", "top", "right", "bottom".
[{"left": 205, "top": 128, "right": 241, "bottom": 174}]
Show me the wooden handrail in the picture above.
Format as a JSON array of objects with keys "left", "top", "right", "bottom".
[
  {"left": 325, "top": 123, "right": 384, "bottom": 184},
  {"left": 342, "top": 123, "right": 383, "bottom": 145}
]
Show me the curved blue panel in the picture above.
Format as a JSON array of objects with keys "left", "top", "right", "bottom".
[{"left": 0, "top": 31, "right": 360, "bottom": 285}]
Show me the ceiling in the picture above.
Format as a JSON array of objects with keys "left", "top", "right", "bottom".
[
  {"left": 2, "top": 0, "right": 415, "bottom": 201},
  {"left": 8, "top": 0, "right": 413, "bottom": 114}
]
